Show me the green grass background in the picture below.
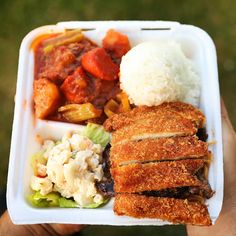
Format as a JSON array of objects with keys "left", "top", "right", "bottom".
[{"left": 1, "top": 0, "right": 236, "bottom": 235}]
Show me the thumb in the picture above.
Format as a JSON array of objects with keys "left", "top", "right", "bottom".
[
  {"left": 221, "top": 99, "right": 235, "bottom": 135},
  {"left": 49, "top": 224, "right": 86, "bottom": 235},
  {"left": 220, "top": 98, "right": 236, "bottom": 196}
]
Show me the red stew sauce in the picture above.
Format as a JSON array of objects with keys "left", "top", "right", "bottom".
[{"left": 33, "top": 29, "right": 131, "bottom": 124}]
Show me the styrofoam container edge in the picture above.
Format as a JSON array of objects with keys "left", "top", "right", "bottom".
[{"left": 7, "top": 21, "right": 223, "bottom": 225}]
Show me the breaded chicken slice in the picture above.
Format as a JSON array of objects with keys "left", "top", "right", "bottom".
[
  {"left": 104, "top": 102, "right": 205, "bottom": 132},
  {"left": 111, "top": 113, "right": 197, "bottom": 144},
  {"left": 111, "top": 159, "right": 206, "bottom": 193},
  {"left": 110, "top": 136, "right": 210, "bottom": 167},
  {"left": 114, "top": 194, "right": 212, "bottom": 226}
]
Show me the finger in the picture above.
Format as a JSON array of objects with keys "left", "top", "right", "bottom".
[
  {"left": 221, "top": 98, "right": 235, "bottom": 133},
  {"left": 187, "top": 100, "right": 236, "bottom": 236},
  {"left": 49, "top": 223, "right": 86, "bottom": 235},
  {"left": 221, "top": 103, "right": 236, "bottom": 196}
]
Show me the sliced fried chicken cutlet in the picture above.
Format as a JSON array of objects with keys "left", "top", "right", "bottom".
[
  {"left": 114, "top": 194, "right": 212, "bottom": 226},
  {"left": 111, "top": 159, "right": 208, "bottom": 193},
  {"left": 104, "top": 101, "right": 213, "bottom": 225},
  {"left": 110, "top": 136, "right": 210, "bottom": 167},
  {"left": 111, "top": 112, "right": 198, "bottom": 144},
  {"left": 104, "top": 102, "right": 205, "bottom": 132}
]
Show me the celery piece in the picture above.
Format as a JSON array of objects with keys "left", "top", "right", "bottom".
[
  {"left": 43, "top": 29, "right": 83, "bottom": 53},
  {"left": 58, "top": 103, "right": 102, "bottom": 123}
]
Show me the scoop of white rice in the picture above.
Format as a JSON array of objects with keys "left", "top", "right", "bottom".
[{"left": 120, "top": 41, "right": 200, "bottom": 106}]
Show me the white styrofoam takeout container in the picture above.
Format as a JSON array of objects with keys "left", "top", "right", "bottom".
[{"left": 7, "top": 21, "right": 223, "bottom": 225}]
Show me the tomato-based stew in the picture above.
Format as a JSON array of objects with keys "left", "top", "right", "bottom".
[{"left": 33, "top": 29, "right": 131, "bottom": 124}]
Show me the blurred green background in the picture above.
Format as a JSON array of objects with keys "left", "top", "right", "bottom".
[{"left": 1, "top": 0, "right": 236, "bottom": 235}]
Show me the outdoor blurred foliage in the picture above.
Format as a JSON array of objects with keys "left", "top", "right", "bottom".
[{"left": 1, "top": 1, "right": 236, "bottom": 235}]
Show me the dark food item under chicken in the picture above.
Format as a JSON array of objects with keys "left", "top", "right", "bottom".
[{"left": 96, "top": 143, "right": 115, "bottom": 197}]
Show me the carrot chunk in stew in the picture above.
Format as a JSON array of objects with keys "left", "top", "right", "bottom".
[
  {"left": 61, "top": 66, "right": 101, "bottom": 104},
  {"left": 81, "top": 47, "right": 119, "bottom": 81},
  {"left": 34, "top": 78, "right": 61, "bottom": 119},
  {"left": 102, "top": 29, "right": 131, "bottom": 58}
]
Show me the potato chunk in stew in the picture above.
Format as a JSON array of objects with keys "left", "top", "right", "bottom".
[{"left": 34, "top": 78, "right": 61, "bottom": 119}]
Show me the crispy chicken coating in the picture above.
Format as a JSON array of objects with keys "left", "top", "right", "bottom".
[
  {"left": 104, "top": 102, "right": 205, "bottom": 132},
  {"left": 111, "top": 113, "right": 197, "bottom": 144},
  {"left": 112, "top": 159, "right": 206, "bottom": 193},
  {"left": 110, "top": 136, "right": 210, "bottom": 167},
  {"left": 114, "top": 194, "right": 212, "bottom": 226}
]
